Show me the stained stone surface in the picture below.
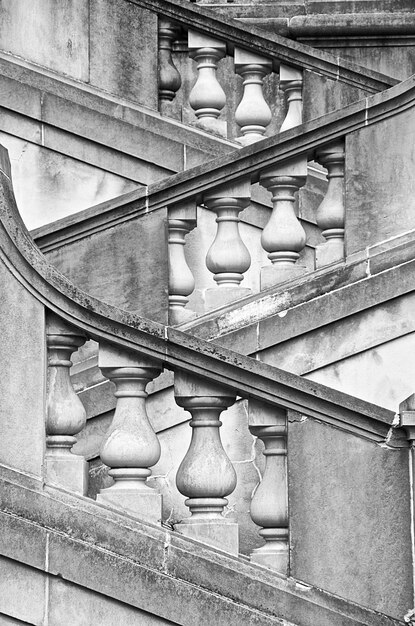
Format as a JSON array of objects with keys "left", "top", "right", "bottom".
[{"left": 288, "top": 416, "right": 412, "bottom": 619}]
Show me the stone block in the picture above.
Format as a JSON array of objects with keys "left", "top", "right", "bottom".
[
  {"left": 260, "top": 262, "right": 307, "bottom": 291},
  {"left": 0, "top": 0, "right": 89, "bottom": 81},
  {"left": 174, "top": 518, "right": 239, "bottom": 555},
  {"left": 288, "top": 417, "right": 413, "bottom": 618},
  {"left": 315, "top": 240, "right": 344, "bottom": 268},
  {"left": 97, "top": 486, "right": 162, "bottom": 524},
  {"left": 89, "top": 0, "right": 158, "bottom": 108},
  {"left": 45, "top": 451, "right": 88, "bottom": 495},
  {"left": 204, "top": 286, "right": 252, "bottom": 312},
  {"left": 0, "top": 556, "right": 46, "bottom": 624}
]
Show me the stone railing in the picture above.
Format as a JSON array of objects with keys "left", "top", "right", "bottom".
[
  {"left": 0, "top": 146, "right": 402, "bottom": 578},
  {"left": 155, "top": 0, "right": 396, "bottom": 142}
]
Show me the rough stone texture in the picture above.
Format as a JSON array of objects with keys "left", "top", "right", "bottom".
[
  {"left": 288, "top": 416, "right": 412, "bottom": 619},
  {"left": 44, "top": 210, "right": 169, "bottom": 322},
  {"left": 346, "top": 106, "right": 415, "bottom": 255},
  {"left": 0, "top": 0, "right": 89, "bottom": 81},
  {"left": 89, "top": 0, "right": 158, "bottom": 108},
  {"left": 306, "top": 331, "right": 415, "bottom": 410},
  {"left": 0, "top": 257, "right": 45, "bottom": 477},
  {"left": 0, "top": 132, "right": 138, "bottom": 230},
  {"left": 0, "top": 557, "right": 46, "bottom": 624}
]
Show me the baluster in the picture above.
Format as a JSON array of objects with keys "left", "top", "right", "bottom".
[
  {"left": 259, "top": 156, "right": 308, "bottom": 289},
  {"left": 203, "top": 179, "right": 252, "bottom": 311},
  {"left": 249, "top": 400, "right": 288, "bottom": 574},
  {"left": 45, "top": 312, "right": 88, "bottom": 494},
  {"left": 97, "top": 343, "right": 162, "bottom": 523},
  {"left": 174, "top": 372, "right": 238, "bottom": 554},
  {"left": 234, "top": 48, "right": 272, "bottom": 145},
  {"left": 188, "top": 30, "right": 227, "bottom": 135},
  {"left": 168, "top": 202, "right": 197, "bottom": 325},
  {"left": 158, "top": 19, "right": 182, "bottom": 116},
  {"left": 315, "top": 140, "right": 346, "bottom": 268},
  {"left": 279, "top": 65, "right": 303, "bottom": 133}
]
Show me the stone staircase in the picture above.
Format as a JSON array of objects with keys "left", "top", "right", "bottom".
[{"left": 0, "top": 1, "right": 414, "bottom": 624}]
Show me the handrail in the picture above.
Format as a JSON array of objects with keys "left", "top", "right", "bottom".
[
  {"left": 0, "top": 146, "right": 401, "bottom": 444},
  {"left": 131, "top": 0, "right": 397, "bottom": 92},
  {"left": 33, "top": 73, "right": 415, "bottom": 247}
]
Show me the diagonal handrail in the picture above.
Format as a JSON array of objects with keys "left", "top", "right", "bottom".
[{"left": 132, "top": 0, "right": 397, "bottom": 92}]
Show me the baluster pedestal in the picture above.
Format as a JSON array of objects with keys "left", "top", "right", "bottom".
[
  {"left": 234, "top": 48, "right": 272, "bottom": 145},
  {"left": 249, "top": 400, "right": 289, "bottom": 574},
  {"left": 259, "top": 156, "right": 308, "bottom": 289},
  {"left": 188, "top": 31, "right": 227, "bottom": 136},
  {"left": 168, "top": 202, "right": 197, "bottom": 325},
  {"left": 202, "top": 180, "right": 252, "bottom": 311},
  {"left": 174, "top": 372, "right": 239, "bottom": 554},
  {"left": 315, "top": 140, "right": 346, "bottom": 268},
  {"left": 46, "top": 313, "right": 88, "bottom": 494},
  {"left": 97, "top": 344, "right": 163, "bottom": 523}
]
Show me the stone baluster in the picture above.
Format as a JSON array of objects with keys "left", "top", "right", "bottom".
[
  {"left": 234, "top": 48, "right": 272, "bottom": 145},
  {"left": 168, "top": 202, "right": 197, "bottom": 325},
  {"left": 188, "top": 30, "right": 227, "bottom": 135},
  {"left": 249, "top": 400, "right": 289, "bottom": 575},
  {"left": 158, "top": 19, "right": 182, "bottom": 116},
  {"left": 259, "top": 156, "right": 308, "bottom": 290},
  {"left": 45, "top": 312, "right": 88, "bottom": 494},
  {"left": 279, "top": 65, "right": 303, "bottom": 133},
  {"left": 315, "top": 140, "right": 346, "bottom": 268},
  {"left": 203, "top": 179, "right": 252, "bottom": 311},
  {"left": 97, "top": 343, "right": 162, "bottom": 523},
  {"left": 174, "top": 372, "right": 238, "bottom": 554}
]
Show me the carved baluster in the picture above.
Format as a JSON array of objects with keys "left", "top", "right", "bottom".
[
  {"left": 158, "top": 19, "right": 182, "bottom": 115},
  {"left": 249, "top": 400, "right": 288, "bottom": 574},
  {"left": 188, "top": 30, "right": 226, "bottom": 135},
  {"left": 234, "top": 48, "right": 272, "bottom": 145},
  {"left": 279, "top": 65, "right": 303, "bottom": 133},
  {"left": 97, "top": 343, "right": 162, "bottom": 523},
  {"left": 203, "top": 179, "right": 252, "bottom": 311},
  {"left": 259, "top": 156, "right": 308, "bottom": 289},
  {"left": 174, "top": 372, "right": 238, "bottom": 554},
  {"left": 168, "top": 202, "right": 197, "bottom": 325},
  {"left": 45, "top": 312, "right": 88, "bottom": 494},
  {"left": 315, "top": 140, "right": 346, "bottom": 268}
]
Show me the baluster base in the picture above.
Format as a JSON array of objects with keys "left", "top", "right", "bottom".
[
  {"left": 97, "top": 469, "right": 162, "bottom": 524},
  {"left": 260, "top": 263, "right": 307, "bottom": 291},
  {"left": 45, "top": 444, "right": 88, "bottom": 496},
  {"left": 192, "top": 286, "right": 252, "bottom": 313},
  {"left": 315, "top": 231, "right": 345, "bottom": 268},
  {"left": 250, "top": 538, "right": 289, "bottom": 575},
  {"left": 174, "top": 517, "right": 239, "bottom": 555}
]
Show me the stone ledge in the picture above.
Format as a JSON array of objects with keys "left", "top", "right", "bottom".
[{"left": 0, "top": 468, "right": 405, "bottom": 626}]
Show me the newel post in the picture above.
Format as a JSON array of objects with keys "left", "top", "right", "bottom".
[
  {"left": 97, "top": 343, "right": 163, "bottom": 523},
  {"left": 234, "top": 48, "right": 272, "bottom": 145},
  {"left": 45, "top": 312, "right": 88, "bottom": 494},
  {"left": 203, "top": 179, "right": 252, "bottom": 310},
  {"left": 188, "top": 30, "right": 227, "bottom": 135},
  {"left": 249, "top": 400, "right": 289, "bottom": 574},
  {"left": 315, "top": 139, "right": 346, "bottom": 268},
  {"left": 279, "top": 65, "right": 303, "bottom": 133},
  {"left": 158, "top": 19, "right": 182, "bottom": 115},
  {"left": 174, "top": 371, "right": 239, "bottom": 554},
  {"left": 259, "top": 156, "right": 308, "bottom": 289},
  {"left": 168, "top": 202, "right": 197, "bottom": 325}
]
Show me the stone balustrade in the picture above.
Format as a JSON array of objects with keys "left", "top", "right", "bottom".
[
  {"left": 42, "top": 311, "right": 290, "bottom": 572},
  {"left": 157, "top": 23, "right": 303, "bottom": 142},
  {"left": 166, "top": 140, "right": 346, "bottom": 322}
]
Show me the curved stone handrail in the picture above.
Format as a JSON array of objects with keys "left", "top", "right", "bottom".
[
  {"left": 132, "top": 0, "right": 396, "bottom": 92},
  {"left": 0, "top": 145, "right": 402, "bottom": 444}
]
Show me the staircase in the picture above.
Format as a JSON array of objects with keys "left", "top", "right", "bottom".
[{"left": 0, "top": 1, "right": 414, "bottom": 625}]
